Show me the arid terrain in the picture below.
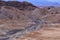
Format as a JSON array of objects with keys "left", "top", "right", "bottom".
[{"left": 0, "top": 1, "right": 60, "bottom": 40}]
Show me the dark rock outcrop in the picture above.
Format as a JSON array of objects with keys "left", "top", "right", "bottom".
[{"left": 0, "top": 1, "right": 37, "bottom": 11}]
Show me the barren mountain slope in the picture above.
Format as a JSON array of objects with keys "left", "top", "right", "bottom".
[
  {"left": 17, "top": 6, "right": 60, "bottom": 40},
  {"left": 0, "top": 1, "right": 60, "bottom": 40},
  {"left": 0, "top": 1, "right": 37, "bottom": 11},
  {"left": 0, "top": 6, "right": 34, "bottom": 39}
]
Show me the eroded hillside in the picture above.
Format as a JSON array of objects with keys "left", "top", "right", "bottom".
[{"left": 0, "top": 1, "right": 60, "bottom": 40}]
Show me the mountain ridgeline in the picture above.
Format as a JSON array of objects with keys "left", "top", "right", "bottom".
[{"left": 0, "top": 1, "right": 37, "bottom": 11}]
